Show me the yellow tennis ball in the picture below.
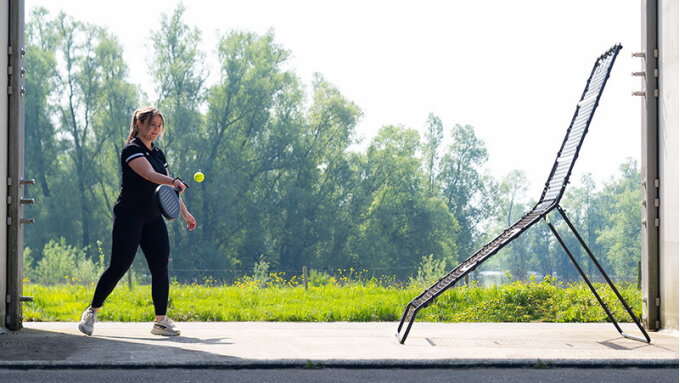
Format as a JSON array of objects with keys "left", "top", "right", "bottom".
[{"left": 193, "top": 171, "right": 204, "bottom": 183}]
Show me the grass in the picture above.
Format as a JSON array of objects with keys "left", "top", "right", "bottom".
[{"left": 22, "top": 277, "right": 642, "bottom": 323}]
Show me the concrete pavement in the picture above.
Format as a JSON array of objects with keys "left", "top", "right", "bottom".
[{"left": 0, "top": 322, "right": 677, "bottom": 368}]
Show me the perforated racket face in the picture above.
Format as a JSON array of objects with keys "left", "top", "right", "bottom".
[{"left": 156, "top": 185, "right": 180, "bottom": 220}]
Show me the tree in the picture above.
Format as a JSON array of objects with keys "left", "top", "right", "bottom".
[
  {"left": 166, "top": 29, "right": 300, "bottom": 277},
  {"left": 53, "top": 14, "right": 104, "bottom": 250},
  {"left": 423, "top": 113, "right": 443, "bottom": 195},
  {"left": 274, "top": 74, "right": 361, "bottom": 270},
  {"left": 348, "top": 126, "right": 458, "bottom": 278},
  {"left": 93, "top": 34, "right": 139, "bottom": 215},
  {"left": 24, "top": 8, "right": 61, "bottom": 252},
  {"left": 25, "top": 8, "right": 59, "bottom": 199},
  {"left": 50, "top": 13, "right": 137, "bottom": 254},
  {"left": 526, "top": 215, "right": 556, "bottom": 278},
  {"left": 596, "top": 159, "right": 642, "bottom": 278},
  {"left": 149, "top": 4, "right": 207, "bottom": 263},
  {"left": 498, "top": 170, "right": 528, "bottom": 227},
  {"left": 496, "top": 170, "right": 531, "bottom": 280},
  {"left": 150, "top": 3, "right": 206, "bottom": 162},
  {"left": 559, "top": 173, "right": 607, "bottom": 278},
  {"left": 438, "top": 124, "right": 497, "bottom": 261}
]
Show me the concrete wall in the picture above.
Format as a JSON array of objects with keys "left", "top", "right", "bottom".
[
  {"left": 659, "top": 0, "right": 679, "bottom": 331},
  {"left": 1, "top": 0, "right": 10, "bottom": 330}
]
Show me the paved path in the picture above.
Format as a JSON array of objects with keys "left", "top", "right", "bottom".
[
  {"left": 0, "top": 322, "right": 677, "bottom": 368},
  {"left": 1, "top": 367, "right": 678, "bottom": 383}
]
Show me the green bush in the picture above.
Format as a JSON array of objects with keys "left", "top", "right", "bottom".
[
  {"left": 409, "top": 254, "right": 447, "bottom": 287},
  {"left": 24, "top": 238, "right": 105, "bottom": 285},
  {"left": 308, "top": 269, "right": 334, "bottom": 287}
]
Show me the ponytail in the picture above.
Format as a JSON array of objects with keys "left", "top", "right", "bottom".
[{"left": 126, "top": 111, "right": 140, "bottom": 142}]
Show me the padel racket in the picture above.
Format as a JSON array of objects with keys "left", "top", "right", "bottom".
[{"left": 155, "top": 185, "right": 181, "bottom": 220}]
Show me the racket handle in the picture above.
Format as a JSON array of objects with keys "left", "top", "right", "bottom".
[{"left": 173, "top": 177, "right": 189, "bottom": 190}]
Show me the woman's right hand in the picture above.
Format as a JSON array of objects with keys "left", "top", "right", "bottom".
[{"left": 172, "top": 178, "right": 187, "bottom": 193}]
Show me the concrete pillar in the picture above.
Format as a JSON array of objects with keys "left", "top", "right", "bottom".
[
  {"left": 0, "top": 0, "right": 9, "bottom": 332},
  {"left": 640, "top": 0, "right": 661, "bottom": 332},
  {"left": 658, "top": 0, "right": 678, "bottom": 331},
  {"left": 5, "top": 0, "right": 26, "bottom": 331}
]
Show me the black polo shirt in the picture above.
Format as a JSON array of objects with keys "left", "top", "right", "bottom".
[{"left": 115, "top": 137, "right": 169, "bottom": 217}]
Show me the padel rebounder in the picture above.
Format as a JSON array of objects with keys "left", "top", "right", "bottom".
[{"left": 396, "top": 44, "right": 651, "bottom": 344}]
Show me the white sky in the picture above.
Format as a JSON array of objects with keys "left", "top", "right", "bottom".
[{"left": 28, "top": 0, "right": 643, "bottom": 198}]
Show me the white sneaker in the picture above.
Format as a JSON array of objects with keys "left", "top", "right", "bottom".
[
  {"left": 151, "top": 317, "right": 181, "bottom": 336},
  {"left": 78, "top": 308, "right": 97, "bottom": 336}
]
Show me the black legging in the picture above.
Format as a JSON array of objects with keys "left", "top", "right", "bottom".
[{"left": 91, "top": 209, "right": 170, "bottom": 315}]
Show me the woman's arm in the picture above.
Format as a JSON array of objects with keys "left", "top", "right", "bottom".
[
  {"left": 179, "top": 197, "right": 196, "bottom": 231},
  {"left": 163, "top": 168, "right": 196, "bottom": 230},
  {"left": 128, "top": 157, "right": 186, "bottom": 192}
]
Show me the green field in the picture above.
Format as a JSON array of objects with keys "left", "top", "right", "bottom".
[{"left": 23, "top": 277, "right": 642, "bottom": 323}]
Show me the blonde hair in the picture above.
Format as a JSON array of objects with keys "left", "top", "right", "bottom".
[{"left": 127, "top": 106, "right": 165, "bottom": 142}]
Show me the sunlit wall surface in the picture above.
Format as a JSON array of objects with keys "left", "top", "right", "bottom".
[{"left": 658, "top": 0, "right": 678, "bottom": 331}]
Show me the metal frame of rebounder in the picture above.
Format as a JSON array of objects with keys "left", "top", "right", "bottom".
[
  {"left": 545, "top": 206, "right": 650, "bottom": 343},
  {"left": 395, "top": 205, "right": 552, "bottom": 343},
  {"left": 396, "top": 44, "right": 650, "bottom": 345}
]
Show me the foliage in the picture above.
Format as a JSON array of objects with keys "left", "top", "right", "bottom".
[
  {"left": 307, "top": 269, "right": 335, "bottom": 287},
  {"left": 235, "top": 257, "right": 272, "bottom": 288},
  {"left": 24, "top": 7, "right": 643, "bottom": 285},
  {"left": 23, "top": 278, "right": 642, "bottom": 323},
  {"left": 478, "top": 163, "right": 642, "bottom": 283},
  {"left": 438, "top": 123, "right": 498, "bottom": 261},
  {"left": 24, "top": 238, "right": 105, "bottom": 285},
  {"left": 409, "top": 254, "right": 448, "bottom": 287},
  {"left": 596, "top": 160, "right": 642, "bottom": 276}
]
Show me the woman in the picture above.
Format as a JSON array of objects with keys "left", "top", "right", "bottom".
[{"left": 78, "top": 106, "right": 196, "bottom": 336}]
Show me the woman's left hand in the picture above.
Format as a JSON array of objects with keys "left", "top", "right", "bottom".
[{"left": 183, "top": 212, "right": 197, "bottom": 231}]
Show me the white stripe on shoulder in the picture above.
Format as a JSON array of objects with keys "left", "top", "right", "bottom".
[{"left": 125, "top": 153, "right": 144, "bottom": 163}]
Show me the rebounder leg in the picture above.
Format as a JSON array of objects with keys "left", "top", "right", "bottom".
[
  {"left": 545, "top": 207, "right": 651, "bottom": 343},
  {"left": 396, "top": 303, "right": 419, "bottom": 344}
]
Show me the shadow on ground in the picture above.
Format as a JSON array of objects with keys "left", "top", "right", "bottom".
[{"left": 0, "top": 327, "right": 241, "bottom": 366}]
